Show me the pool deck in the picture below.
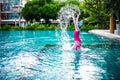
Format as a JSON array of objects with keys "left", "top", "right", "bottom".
[{"left": 89, "top": 29, "right": 120, "bottom": 41}]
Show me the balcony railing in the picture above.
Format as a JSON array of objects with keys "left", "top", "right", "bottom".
[{"left": 0, "top": 0, "right": 19, "bottom": 5}]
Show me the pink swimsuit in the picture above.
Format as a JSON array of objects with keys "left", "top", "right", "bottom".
[{"left": 74, "top": 30, "right": 81, "bottom": 50}]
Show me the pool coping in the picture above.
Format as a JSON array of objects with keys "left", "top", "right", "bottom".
[{"left": 89, "top": 29, "right": 120, "bottom": 41}]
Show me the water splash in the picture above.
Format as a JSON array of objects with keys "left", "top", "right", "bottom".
[
  {"left": 58, "top": 4, "right": 80, "bottom": 31},
  {"left": 57, "top": 4, "right": 80, "bottom": 50}
]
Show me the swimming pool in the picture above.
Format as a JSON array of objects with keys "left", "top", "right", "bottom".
[{"left": 0, "top": 30, "right": 120, "bottom": 80}]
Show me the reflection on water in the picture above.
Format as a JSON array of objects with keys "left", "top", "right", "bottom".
[{"left": 0, "top": 31, "right": 120, "bottom": 80}]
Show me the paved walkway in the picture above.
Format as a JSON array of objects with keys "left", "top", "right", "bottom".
[{"left": 89, "top": 29, "right": 120, "bottom": 41}]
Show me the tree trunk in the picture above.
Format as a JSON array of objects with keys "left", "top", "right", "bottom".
[
  {"left": 110, "top": 14, "right": 115, "bottom": 33},
  {"left": 0, "top": 3, "right": 1, "bottom": 27}
]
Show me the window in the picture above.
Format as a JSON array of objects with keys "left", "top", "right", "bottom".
[{"left": 2, "top": 3, "right": 12, "bottom": 11}]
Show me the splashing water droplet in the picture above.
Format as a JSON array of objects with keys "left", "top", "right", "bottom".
[
  {"left": 58, "top": 4, "right": 80, "bottom": 30},
  {"left": 57, "top": 4, "right": 81, "bottom": 50}
]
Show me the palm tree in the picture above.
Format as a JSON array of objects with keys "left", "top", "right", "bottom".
[{"left": 104, "top": 0, "right": 120, "bottom": 33}]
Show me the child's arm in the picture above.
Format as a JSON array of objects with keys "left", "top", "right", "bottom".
[
  {"left": 72, "top": 12, "right": 76, "bottom": 27},
  {"left": 74, "top": 12, "right": 80, "bottom": 31},
  {"left": 76, "top": 12, "right": 80, "bottom": 27}
]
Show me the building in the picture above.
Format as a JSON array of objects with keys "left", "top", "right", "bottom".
[{"left": 0, "top": 0, "right": 28, "bottom": 27}]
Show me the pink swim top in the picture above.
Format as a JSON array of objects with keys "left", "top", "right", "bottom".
[
  {"left": 74, "top": 30, "right": 81, "bottom": 50},
  {"left": 74, "top": 30, "right": 80, "bottom": 41}
]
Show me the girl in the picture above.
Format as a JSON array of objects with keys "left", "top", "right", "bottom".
[{"left": 72, "top": 12, "right": 81, "bottom": 50}]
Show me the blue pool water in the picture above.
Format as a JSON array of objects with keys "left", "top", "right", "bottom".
[{"left": 0, "top": 30, "right": 120, "bottom": 80}]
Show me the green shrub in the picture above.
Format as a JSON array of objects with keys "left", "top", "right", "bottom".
[
  {"left": 67, "top": 23, "right": 74, "bottom": 30},
  {"left": 25, "top": 23, "right": 36, "bottom": 30},
  {"left": 37, "top": 24, "right": 46, "bottom": 30},
  {"left": 0, "top": 24, "right": 11, "bottom": 30},
  {"left": 10, "top": 26, "right": 24, "bottom": 30},
  {"left": 81, "top": 25, "right": 93, "bottom": 31},
  {"left": 0, "top": 23, "right": 99, "bottom": 31},
  {"left": 48, "top": 24, "right": 56, "bottom": 30}
]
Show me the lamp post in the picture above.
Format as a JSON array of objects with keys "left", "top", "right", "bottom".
[
  {"left": 18, "top": 0, "right": 21, "bottom": 26},
  {"left": 13, "top": 0, "right": 16, "bottom": 26},
  {"left": 0, "top": 0, "right": 2, "bottom": 27},
  {"left": 0, "top": 3, "right": 1, "bottom": 27},
  {"left": 14, "top": 11, "right": 17, "bottom": 26}
]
